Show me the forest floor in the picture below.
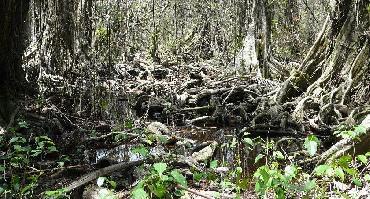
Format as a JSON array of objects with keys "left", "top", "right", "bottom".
[{"left": 4, "top": 58, "right": 370, "bottom": 198}]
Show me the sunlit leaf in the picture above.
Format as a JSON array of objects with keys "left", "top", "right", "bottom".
[
  {"left": 153, "top": 162, "right": 167, "bottom": 175},
  {"left": 303, "top": 179, "right": 316, "bottom": 191},
  {"left": 314, "top": 164, "right": 331, "bottom": 176},
  {"left": 304, "top": 135, "right": 319, "bottom": 156},
  {"left": 284, "top": 165, "right": 297, "bottom": 179},
  {"left": 132, "top": 187, "right": 149, "bottom": 199},
  {"left": 356, "top": 155, "right": 367, "bottom": 164},
  {"left": 334, "top": 167, "right": 345, "bottom": 181},
  {"left": 255, "top": 154, "right": 264, "bottom": 164},
  {"left": 243, "top": 138, "right": 254, "bottom": 147},
  {"left": 210, "top": 160, "right": 218, "bottom": 169},
  {"left": 273, "top": 151, "right": 285, "bottom": 160},
  {"left": 171, "top": 170, "right": 187, "bottom": 187},
  {"left": 364, "top": 174, "right": 370, "bottom": 182},
  {"left": 352, "top": 178, "right": 363, "bottom": 187}
]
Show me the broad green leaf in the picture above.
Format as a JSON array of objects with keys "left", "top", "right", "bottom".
[
  {"left": 9, "top": 137, "right": 20, "bottom": 143},
  {"left": 314, "top": 164, "right": 331, "bottom": 176},
  {"left": 304, "top": 135, "right": 319, "bottom": 156},
  {"left": 334, "top": 167, "right": 345, "bottom": 181},
  {"left": 284, "top": 165, "right": 297, "bottom": 179},
  {"left": 153, "top": 162, "right": 167, "bottom": 175},
  {"left": 47, "top": 146, "right": 58, "bottom": 152},
  {"left": 171, "top": 170, "right": 187, "bottom": 187},
  {"left": 255, "top": 154, "right": 264, "bottom": 164},
  {"left": 150, "top": 183, "right": 166, "bottom": 198},
  {"left": 273, "top": 151, "right": 285, "bottom": 160},
  {"left": 343, "top": 167, "right": 358, "bottom": 176},
  {"left": 132, "top": 187, "right": 149, "bottom": 199},
  {"left": 210, "top": 160, "right": 218, "bottom": 169},
  {"left": 364, "top": 174, "right": 370, "bottom": 182},
  {"left": 353, "top": 125, "right": 366, "bottom": 135},
  {"left": 243, "top": 138, "right": 254, "bottom": 146},
  {"left": 352, "top": 178, "right": 363, "bottom": 187},
  {"left": 131, "top": 145, "right": 149, "bottom": 157},
  {"left": 303, "top": 179, "right": 316, "bottom": 191},
  {"left": 356, "top": 155, "right": 367, "bottom": 164},
  {"left": 337, "top": 155, "right": 352, "bottom": 168},
  {"left": 109, "top": 180, "right": 117, "bottom": 189}
]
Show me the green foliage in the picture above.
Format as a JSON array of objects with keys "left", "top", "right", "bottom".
[
  {"left": 252, "top": 132, "right": 370, "bottom": 198},
  {"left": 131, "top": 162, "right": 187, "bottom": 198},
  {"left": 304, "top": 135, "right": 319, "bottom": 156},
  {"left": 43, "top": 188, "right": 68, "bottom": 199},
  {"left": 131, "top": 145, "right": 150, "bottom": 157},
  {"left": 253, "top": 163, "right": 310, "bottom": 198},
  {"left": 0, "top": 122, "right": 60, "bottom": 198},
  {"left": 334, "top": 125, "right": 366, "bottom": 139}
]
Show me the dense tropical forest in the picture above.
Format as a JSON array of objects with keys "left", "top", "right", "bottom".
[{"left": 1, "top": 0, "right": 370, "bottom": 198}]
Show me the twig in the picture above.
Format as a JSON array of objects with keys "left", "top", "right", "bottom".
[
  {"left": 64, "top": 159, "right": 153, "bottom": 192},
  {"left": 176, "top": 184, "right": 214, "bottom": 199}
]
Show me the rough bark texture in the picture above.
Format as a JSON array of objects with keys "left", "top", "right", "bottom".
[
  {"left": 234, "top": 0, "right": 271, "bottom": 78},
  {"left": 276, "top": 0, "right": 370, "bottom": 106},
  {"left": 0, "top": 0, "right": 30, "bottom": 125},
  {"left": 274, "top": 0, "right": 370, "bottom": 161}
]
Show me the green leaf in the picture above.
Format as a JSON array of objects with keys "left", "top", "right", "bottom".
[
  {"left": 193, "top": 172, "right": 206, "bottom": 182},
  {"left": 153, "top": 162, "right": 167, "bottom": 175},
  {"left": 273, "top": 151, "right": 285, "bottom": 160},
  {"left": 109, "top": 180, "right": 117, "bottom": 189},
  {"left": 243, "top": 138, "right": 254, "bottom": 147},
  {"left": 9, "top": 137, "right": 20, "bottom": 143},
  {"left": 356, "top": 155, "right": 367, "bottom": 164},
  {"left": 284, "top": 165, "right": 297, "bottom": 180},
  {"left": 352, "top": 178, "right": 363, "bottom": 187},
  {"left": 132, "top": 187, "right": 149, "bottom": 199},
  {"left": 151, "top": 182, "right": 166, "bottom": 198},
  {"left": 353, "top": 125, "right": 366, "bottom": 135},
  {"left": 303, "top": 179, "right": 316, "bottom": 191},
  {"left": 255, "top": 154, "right": 264, "bottom": 164},
  {"left": 304, "top": 135, "right": 319, "bottom": 156},
  {"left": 131, "top": 145, "right": 149, "bottom": 157},
  {"left": 171, "top": 170, "right": 187, "bottom": 187},
  {"left": 314, "top": 164, "right": 331, "bottom": 176},
  {"left": 364, "top": 174, "right": 370, "bottom": 182},
  {"left": 343, "top": 167, "right": 358, "bottom": 176},
  {"left": 334, "top": 167, "right": 345, "bottom": 181},
  {"left": 47, "top": 146, "right": 58, "bottom": 152},
  {"left": 210, "top": 160, "right": 218, "bottom": 169},
  {"left": 337, "top": 155, "right": 352, "bottom": 168}
]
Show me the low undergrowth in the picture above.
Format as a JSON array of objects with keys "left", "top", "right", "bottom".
[{"left": 1, "top": 121, "right": 369, "bottom": 199}]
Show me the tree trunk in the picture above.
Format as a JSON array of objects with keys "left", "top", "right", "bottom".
[
  {"left": 276, "top": 0, "right": 370, "bottom": 107},
  {"left": 0, "top": 0, "right": 30, "bottom": 125},
  {"left": 233, "top": 0, "right": 271, "bottom": 79}
]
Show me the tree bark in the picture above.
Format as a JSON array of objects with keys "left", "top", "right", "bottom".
[
  {"left": 234, "top": 0, "right": 271, "bottom": 79},
  {"left": 0, "top": 0, "right": 30, "bottom": 125},
  {"left": 276, "top": 0, "right": 370, "bottom": 106}
]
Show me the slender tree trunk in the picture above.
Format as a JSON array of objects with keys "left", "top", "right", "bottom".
[
  {"left": 233, "top": 0, "right": 271, "bottom": 78},
  {"left": 0, "top": 0, "right": 30, "bottom": 125}
]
